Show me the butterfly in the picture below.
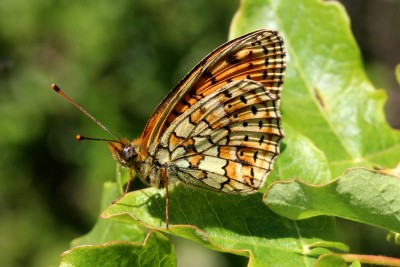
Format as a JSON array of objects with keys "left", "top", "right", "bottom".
[{"left": 52, "top": 29, "right": 286, "bottom": 229}]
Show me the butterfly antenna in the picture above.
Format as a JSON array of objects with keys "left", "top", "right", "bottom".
[
  {"left": 51, "top": 84, "right": 121, "bottom": 141},
  {"left": 75, "top": 134, "right": 120, "bottom": 142}
]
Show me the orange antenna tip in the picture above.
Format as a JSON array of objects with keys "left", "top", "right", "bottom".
[{"left": 76, "top": 134, "right": 83, "bottom": 140}]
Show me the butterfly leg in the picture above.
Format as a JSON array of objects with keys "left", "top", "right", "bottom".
[
  {"left": 161, "top": 167, "right": 169, "bottom": 229},
  {"left": 112, "top": 167, "right": 135, "bottom": 204},
  {"left": 124, "top": 167, "right": 134, "bottom": 194}
]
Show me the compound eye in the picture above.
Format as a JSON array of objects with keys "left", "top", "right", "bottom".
[{"left": 122, "top": 146, "right": 135, "bottom": 161}]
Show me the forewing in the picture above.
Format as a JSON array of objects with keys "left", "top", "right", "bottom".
[
  {"left": 141, "top": 30, "right": 285, "bottom": 156},
  {"left": 156, "top": 80, "right": 283, "bottom": 193}
]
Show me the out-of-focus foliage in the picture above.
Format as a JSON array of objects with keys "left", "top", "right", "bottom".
[{"left": 0, "top": 1, "right": 238, "bottom": 266}]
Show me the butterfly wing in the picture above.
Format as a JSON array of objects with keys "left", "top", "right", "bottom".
[
  {"left": 140, "top": 30, "right": 285, "bottom": 156},
  {"left": 156, "top": 79, "right": 283, "bottom": 193}
]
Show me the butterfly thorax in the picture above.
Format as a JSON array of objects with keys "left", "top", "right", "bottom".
[{"left": 108, "top": 138, "right": 165, "bottom": 188}]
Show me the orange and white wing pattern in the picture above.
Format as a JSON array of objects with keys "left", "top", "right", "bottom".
[
  {"left": 141, "top": 30, "right": 286, "bottom": 158},
  {"left": 156, "top": 79, "right": 283, "bottom": 193},
  {"left": 147, "top": 29, "right": 286, "bottom": 193}
]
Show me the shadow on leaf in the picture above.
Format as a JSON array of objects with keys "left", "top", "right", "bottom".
[{"left": 104, "top": 183, "right": 336, "bottom": 243}]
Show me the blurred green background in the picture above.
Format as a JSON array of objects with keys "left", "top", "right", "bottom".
[{"left": 0, "top": 0, "right": 398, "bottom": 266}]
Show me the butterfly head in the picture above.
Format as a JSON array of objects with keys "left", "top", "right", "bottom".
[{"left": 108, "top": 139, "right": 140, "bottom": 168}]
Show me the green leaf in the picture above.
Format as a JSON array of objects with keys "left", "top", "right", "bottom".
[
  {"left": 315, "top": 254, "right": 359, "bottom": 267},
  {"left": 60, "top": 231, "right": 176, "bottom": 267},
  {"left": 265, "top": 168, "right": 400, "bottom": 232},
  {"left": 231, "top": 0, "right": 400, "bottom": 180},
  {"left": 269, "top": 124, "right": 331, "bottom": 185},
  {"left": 72, "top": 181, "right": 147, "bottom": 246},
  {"left": 103, "top": 184, "right": 347, "bottom": 266}
]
